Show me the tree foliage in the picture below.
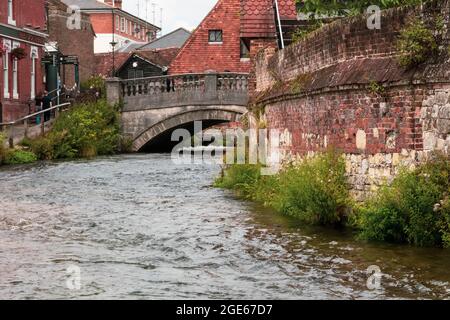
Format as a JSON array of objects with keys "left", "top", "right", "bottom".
[{"left": 297, "top": 0, "right": 423, "bottom": 17}]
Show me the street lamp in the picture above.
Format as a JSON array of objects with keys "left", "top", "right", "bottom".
[{"left": 110, "top": 41, "right": 118, "bottom": 77}]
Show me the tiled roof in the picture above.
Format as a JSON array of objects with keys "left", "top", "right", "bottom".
[
  {"left": 135, "top": 48, "right": 180, "bottom": 68},
  {"left": 95, "top": 52, "right": 130, "bottom": 77},
  {"left": 240, "top": 0, "right": 297, "bottom": 38},
  {"left": 95, "top": 48, "right": 180, "bottom": 76},
  {"left": 277, "top": 0, "right": 298, "bottom": 19},
  {"left": 138, "top": 28, "right": 191, "bottom": 50},
  {"left": 61, "top": 0, "right": 112, "bottom": 10}
]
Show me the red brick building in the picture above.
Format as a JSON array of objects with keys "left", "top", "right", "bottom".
[
  {"left": 169, "top": 0, "right": 297, "bottom": 75},
  {"left": 0, "top": 0, "right": 47, "bottom": 123},
  {"left": 62, "top": 0, "right": 160, "bottom": 54},
  {"left": 46, "top": 0, "right": 96, "bottom": 87}
]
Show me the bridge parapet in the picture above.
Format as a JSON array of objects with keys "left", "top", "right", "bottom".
[{"left": 106, "top": 73, "right": 250, "bottom": 112}]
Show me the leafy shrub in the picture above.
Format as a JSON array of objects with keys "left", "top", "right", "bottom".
[
  {"left": 215, "top": 164, "right": 262, "bottom": 199},
  {"left": 22, "top": 136, "right": 56, "bottom": 160},
  {"left": 24, "top": 100, "right": 121, "bottom": 160},
  {"left": 3, "top": 149, "right": 37, "bottom": 165},
  {"left": 440, "top": 199, "right": 450, "bottom": 248},
  {"left": 274, "top": 151, "right": 351, "bottom": 225},
  {"left": 298, "top": 0, "right": 423, "bottom": 17},
  {"left": 80, "top": 75, "right": 106, "bottom": 98},
  {"left": 397, "top": 18, "right": 438, "bottom": 68},
  {"left": 216, "top": 150, "right": 351, "bottom": 226},
  {"left": 358, "top": 154, "right": 450, "bottom": 247}
]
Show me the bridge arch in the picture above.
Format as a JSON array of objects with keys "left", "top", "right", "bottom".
[{"left": 132, "top": 107, "right": 247, "bottom": 152}]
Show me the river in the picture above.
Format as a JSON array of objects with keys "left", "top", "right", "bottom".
[{"left": 0, "top": 154, "right": 449, "bottom": 299}]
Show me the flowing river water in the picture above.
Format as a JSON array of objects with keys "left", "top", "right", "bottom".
[{"left": 0, "top": 154, "right": 450, "bottom": 300}]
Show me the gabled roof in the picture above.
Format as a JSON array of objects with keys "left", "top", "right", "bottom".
[
  {"left": 138, "top": 28, "right": 191, "bottom": 50},
  {"left": 95, "top": 47, "right": 180, "bottom": 76},
  {"left": 240, "top": 0, "right": 297, "bottom": 38},
  {"left": 95, "top": 52, "right": 130, "bottom": 76},
  {"left": 116, "top": 42, "right": 144, "bottom": 53},
  {"left": 132, "top": 48, "right": 180, "bottom": 69}
]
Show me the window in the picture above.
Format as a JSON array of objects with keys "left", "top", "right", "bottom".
[
  {"left": 208, "top": 30, "right": 223, "bottom": 43},
  {"left": 8, "top": 0, "right": 15, "bottom": 25},
  {"left": 127, "top": 69, "right": 143, "bottom": 79},
  {"left": 240, "top": 39, "right": 250, "bottom": 59},
  {"left": 12, "top": 57, "right": 18, "bottom": 99},
  {"left": 116, "top": 16, "right": 120, "bottom": 31},
  {"left": 120, "top": 17, "right": 125, "bottom": 32},
  {"left": 30, "top": 47, "right": 38, "bottom": 100},
  {"left": 3, "top": 53, "right": 9, "bottom": 99},
  {"left": 147, "top": 31, "right": 153, "bottom": 42}
]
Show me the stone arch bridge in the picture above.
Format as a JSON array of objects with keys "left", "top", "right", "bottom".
[{"left": 106, "top": 73, "right": 249, "bottom": 152}]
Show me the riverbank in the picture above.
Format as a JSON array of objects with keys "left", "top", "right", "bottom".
[
  {"left": 0, "top": 99, "right": 129, "bottom": 167},
  {"left": 215, "top": 151, "right": 450, "bottom": 248}
]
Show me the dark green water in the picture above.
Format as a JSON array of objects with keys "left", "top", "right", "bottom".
[{"left": 0, "top": 154, "right": 449, "bottom": 299}]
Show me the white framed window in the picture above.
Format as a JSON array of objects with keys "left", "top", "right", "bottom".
[
  {"left": 2, "top": 40, "right": 11, "bottom": 99},
  {"left": 30, "top": 46, "right": 38, "bottom": 100},
  {"left": 2, "top": 53, "right": 9, "bottom": 99},
  {"left": 116, "top": 16, "right": 120, "bottom": 31},
  {"left": 12, "top": 58, "right": 18, "bottom": 99},
  {"left": 120, "top": 17, "right": 125, "bottom": 32},
  {"left": 12, "top": 42, "right": 19, "bottom": 99},
  {"left": 8, "top": 0, "right": 16, "bottom": 25},
  {"left": 209, "top": 30, "right": 223, "bottom": 43}
]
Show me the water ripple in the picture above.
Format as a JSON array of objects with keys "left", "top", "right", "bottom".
[{"left": 1, "top": 154, "right": 450, "bottom": 299}]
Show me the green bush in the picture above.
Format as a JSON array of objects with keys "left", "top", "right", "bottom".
[
  {"left": 80, "top": 75, "right": 106, "bottom": 97},
  {"left": 24, "top": 100, "right": 121, "bottom": 160},
  {"left": 216, "top": 150, "right": 352, "bottom": 226},
  {"left": 3, "top": 149, "right": 37, "bottom": 165},
  {"left": 397, "top": 18, "right": 438, "bottom": 68},
  {"left": 215, "top": 164, "right": 262, "bottom": 199},
  {"left": 358, "top": 155, "right": 450, "bottom": 247},
  {"left": 440, "top": 199, "right": 450, "bottom": 248},
  {"left": 274, "top": 151, "right": 351, "bottom": 225},
  {"left": 298, "top": 0, "right": 423, "bottom": 17}
]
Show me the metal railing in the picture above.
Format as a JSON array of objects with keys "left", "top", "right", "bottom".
[{"left": 0, "top": 102, "right": 71, "bottom": 148}]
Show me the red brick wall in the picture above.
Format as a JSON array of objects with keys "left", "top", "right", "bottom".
[
  {"left": 1, "top": 0, "right": 46, "bottom": 122},
  {"left": 0, "top": 45, "right": 45, "bottom": 122},
  {"left": 255, "top": 1, "right": 450, "bottom": 157},
  {"left": 90, "top": 13, "right": 153, "bottom": 42},
  {"left": 169, "top": 0, "right": 251, "bottom": 74},
  {"left": 0, "top": 0, "right": 46, "bottom": 29},
  {"left": 47, "top": 0, "right": 96, "bottom": 86},
  {"left": 265, "top": 86, "right": 428, "bottom": 156},
  {"left": 90, "top": 13, "right": 114, "bottom": 35}
]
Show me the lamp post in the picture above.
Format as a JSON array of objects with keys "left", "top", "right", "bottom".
[{"left": 110, "top": 9, "right": 117, "bottom": 77}]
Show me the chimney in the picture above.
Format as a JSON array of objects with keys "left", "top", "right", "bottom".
[{"left": 104, "top": 0, "right": 122, "bottom": 9}]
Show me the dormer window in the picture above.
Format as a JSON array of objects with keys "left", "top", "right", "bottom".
[{"left": 8, "top": 0, "right": 16, "bottom": 25}]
